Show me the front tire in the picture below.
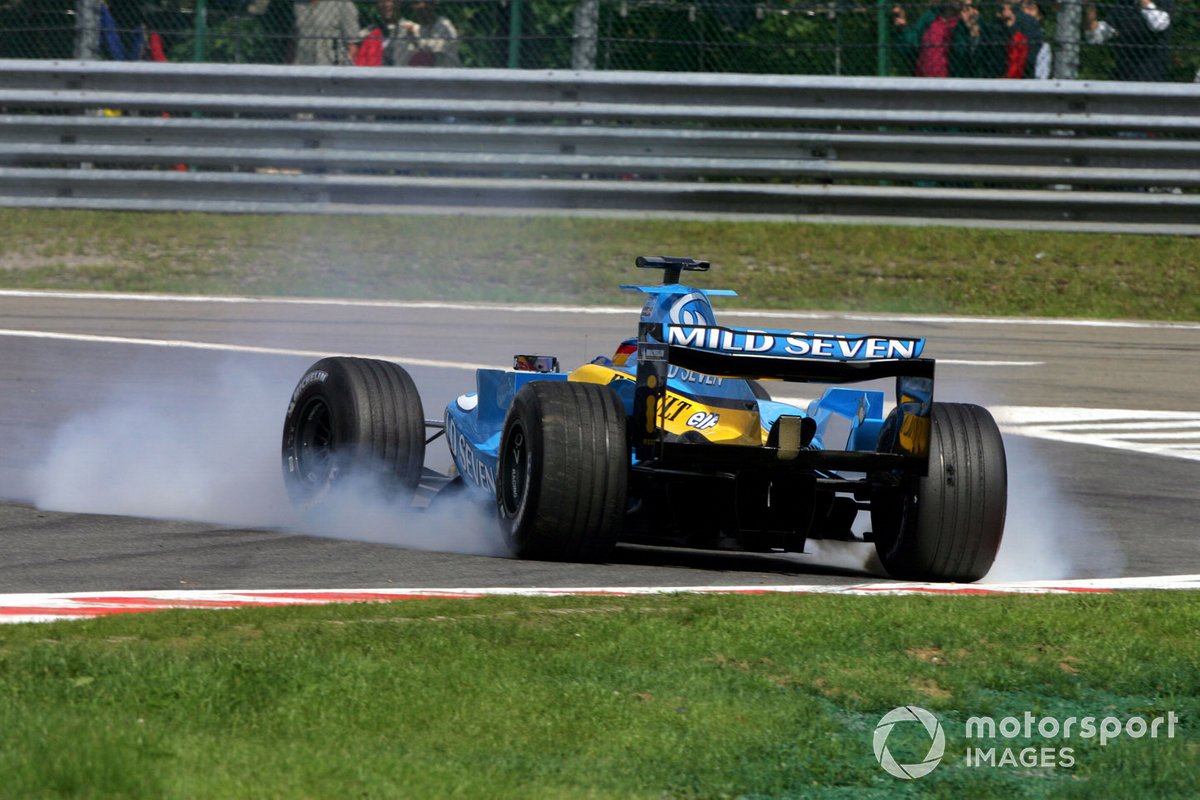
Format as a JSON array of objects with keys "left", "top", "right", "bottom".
[
  {"left": 496, "top": 381, "right": 628, "bottom": 562},
  {"left": 281, "top": 357, "right": 425, "bottom": 508},
  {"left": 872, "top": 402, "right": 1007, "bottom": 582}
]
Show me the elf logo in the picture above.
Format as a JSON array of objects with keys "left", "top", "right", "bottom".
[{"left": 686, "top": 411, "right": 720, "bottom": 431}]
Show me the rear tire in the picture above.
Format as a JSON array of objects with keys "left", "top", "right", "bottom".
[
  {"left": 872, "top": 402, "right": 1007, "bottom": 582},
  {"left": 281, "top": 357, "right": 425, "bottom": 508},
  {"left": 496, "top": 381, "right": 628, "bottom": 562}
]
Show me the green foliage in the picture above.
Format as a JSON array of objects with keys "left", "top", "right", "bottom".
[
  {"left": 169, "top": 9, "right": 292, "bottom": 64},
  {"left": 0, "top": 1, "right": 75, "bottom": 59},
  {"left": 454, "top": 0, "right": 509, "bottom": 67},
  {"left": 734, "top": 7, "right": 837, "bottom": 75},
  {"left": 523, "top": 0, "right": 576, "bottom": 68},
  {"left": 757, "top": 2, "right": 886, "bottom": 76}
]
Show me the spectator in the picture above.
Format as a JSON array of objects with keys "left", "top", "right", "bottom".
[
  {"left": 985, "top": 0, "right": 1044, "bottom": 78},
  {"left": 392, "top": 0, "right": 461, "bottom": 67},
  {"left": 1085, "top": 0, "right": 1173, "bottom": 81},
  {"left": 294, "top": 0, "right": 360, "bottom": 66},
  {"left": 1020, "top": 0, "right": 1053, "bottom": 78},
  {"left": 892, "top": 0, "right": 983, "bottom": 78},
  {"left": 355, "top": 0, "right": 400, "bottom": 66}
]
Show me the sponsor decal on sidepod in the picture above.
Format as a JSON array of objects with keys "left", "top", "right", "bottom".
[{"left": 445, "top": 414, "right": 496, "bottom": 493}]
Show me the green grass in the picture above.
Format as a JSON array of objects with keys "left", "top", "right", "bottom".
[
  {"left": 1, "top": 209, "right": 1197, "bottom": 320},
  {"left": 0, "top": 592, "right": 1196, "bottom": 799}
]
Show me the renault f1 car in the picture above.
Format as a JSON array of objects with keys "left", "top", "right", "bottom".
[{"left": 282, "top": 257, "right": 1007, "bottom": 582}]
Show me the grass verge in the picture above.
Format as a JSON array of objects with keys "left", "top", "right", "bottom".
[
  {"left": 0, "top": 592, "right": 1196, "bottom": 799},
  {"left": 1, "top": 209, "right": 1197, "bottom": 320}
]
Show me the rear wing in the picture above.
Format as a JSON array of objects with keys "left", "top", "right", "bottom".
[
  {"left": 631, "top": 320, "right": 934, "bottom": 465},
  {"left": 658, "top": 322, "right": 930, "bottom": 383}
]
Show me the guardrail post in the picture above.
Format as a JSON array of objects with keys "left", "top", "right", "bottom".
[
  {"left": 1054, "top": 0, "right": 1082, "bottom": 80},
  {"left": 875, "top": 0, "right": 889, "bottom": 76},
  {"left": 74, "top": 0, "right": 99, "bottom": 60},
  {"left": 572, "top": 0, "right": 600, "bottom": 70},
  {"left": 193, "top": 0, "right": 209, "bottom": 62},
  {"left": 507, "top": 0, "right": 524, "bottom": 68}
]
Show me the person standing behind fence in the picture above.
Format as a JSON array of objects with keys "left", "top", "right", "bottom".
[
  {"left": 1085, "top": 0, "right": 1173, "bottom": 81},
  {"left": 892, "top": 0, "right": 983, "bottom": 78},
  {"left": 983, "top": 0, "right": 1044, "bottom": 78},
  {"left": 356, "top": 0, "right": 401, "bottom": 66},
  {"left": 391, "top": 0, "right": 461, "bottom": 67},
  {"left": 1021, "top": 0, "right": 1052, "bottom": 78},
  {"left": 294, "top": 0, "right": 361, "bottom": 65}
]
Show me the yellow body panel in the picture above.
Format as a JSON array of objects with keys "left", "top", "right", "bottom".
[{"left": 569, "top": 363, "right": 761, "bottom": 445}]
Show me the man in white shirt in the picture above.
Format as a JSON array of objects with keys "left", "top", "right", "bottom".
[{"left": 294, "top": 0, "right": 360, "bottom": 66}]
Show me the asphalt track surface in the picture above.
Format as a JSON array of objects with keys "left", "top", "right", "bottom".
[{"left": 1, "top": 290, "right": 1198, "bottom": 593}]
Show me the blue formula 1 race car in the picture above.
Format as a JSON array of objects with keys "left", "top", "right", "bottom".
[{"left": 282, "top": 257, "right": 1007, "bottom": 582}]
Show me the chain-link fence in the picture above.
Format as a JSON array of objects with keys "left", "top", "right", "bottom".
[{"left": 4, "top": 0, "right": 1197, "bottom": 81}]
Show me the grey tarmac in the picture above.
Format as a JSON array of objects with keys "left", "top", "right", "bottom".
[{"left": 0, "top": 292, "right": 1197, "bottom": 593}]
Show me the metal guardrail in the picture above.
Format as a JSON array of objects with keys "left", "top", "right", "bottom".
[{"left": 1, "top": 60, "right": 1198, "bottom": 232}]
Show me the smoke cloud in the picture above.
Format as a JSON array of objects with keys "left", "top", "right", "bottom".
[
  {"left": 982, "top": 431, "right": 1125, "bottom": 582},
  {"left": 25, "top": 356, "right": 508, "bottom": 558}
]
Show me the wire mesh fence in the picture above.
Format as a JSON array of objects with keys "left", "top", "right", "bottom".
[{"left": 3, "top": 0, "right": 1197, "bottom": 81}]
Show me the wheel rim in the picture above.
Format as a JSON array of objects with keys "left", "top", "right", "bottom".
[
  {"left": 500, "top": 423, "right": 529, "bottom": 517},
  {"left": 295, "top": 396, "right": 335, "bottom": 488},
  {"left": 873, "top": 482, "right": 919, "bottom": 563},
  {"left": 889, "top": 491, "right": 918, "bottom": 553}
]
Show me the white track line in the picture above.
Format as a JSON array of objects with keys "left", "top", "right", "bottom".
[
  {"left": 1, "top": 576, "right": 1198, "bottom": 623},
  {"left": 0, "top": 328, "right": 498, "bottom": 372},
  {"left": 938, "top": 359, "right": 1043, "bottom": 366},
  {"left": 1, "top": 288, "right": 1196, "bottom": 330},
  {"left": 0, "top": 328, "right": 1036, "bottom": 369},
  {"left": 994, "top": 406, "right": 1200, "bottom": 463}
]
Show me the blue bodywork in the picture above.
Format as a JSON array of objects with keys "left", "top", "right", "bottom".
[
  {"left": 445, "top": 369, "right": 566, "bottom": 494},
  {"left": 444, "top": 278, "right": 930, "bottom": 495}
]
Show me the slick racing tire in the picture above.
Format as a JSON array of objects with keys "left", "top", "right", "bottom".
[
  {"left": 496, "top": 381, "right": 628, "bottom": 562},
  {"left": 872, "top": 402, "right": 1007, "bottom": 582},
  {"left": 281, "top": 357, "right": 425, "bottom": 508}
]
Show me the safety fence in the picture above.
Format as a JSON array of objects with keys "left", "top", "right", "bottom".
[
  {"left": 4, "top": 0, "right": 1199, "bottom": 81},
  {"left": 0, "top": 60, "right": 1197, "bottom": 231}
]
